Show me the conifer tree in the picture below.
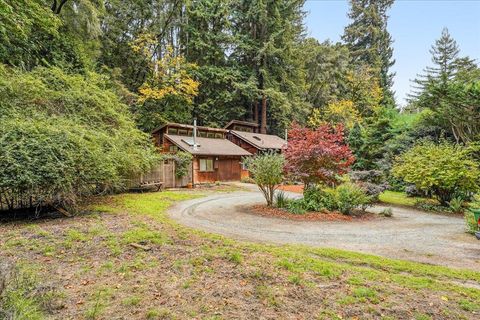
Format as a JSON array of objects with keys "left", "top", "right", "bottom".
[
  {"left": 409, "top": 27, "right": 460, "bottom": 102},
  {"left": 342, "top": 0, "right": 396, "bottom": 108},
  {"left": 231, "top": 0, "right": 308, "bottom": 134}
]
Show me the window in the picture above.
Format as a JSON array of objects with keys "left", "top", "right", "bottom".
[
  {"left": 178, "top": 129, "right": 188, "bottom": 136},
  {"left": 198, "top": 131, "right": 206, "bottom": 137},
  {"left": 207, "top": 132, "right": 215, "bottom": 138},
  {"left": 199, "top": 158, "right": 214, "bottom": 172},
  {"left": 168, "top": 128, "right": 178, "bottom": 135},
  {"left": 169, "top": 145, "right": 178, "bottom": 152},
  {"left": 215, "top": 133, "right": 223, "bottom": 139}
]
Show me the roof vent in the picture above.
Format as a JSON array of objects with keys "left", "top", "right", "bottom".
[{"left": 253, "top": 135, "right": 262, "bottom": 141}]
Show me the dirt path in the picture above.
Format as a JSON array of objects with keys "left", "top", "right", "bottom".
[{"left": 168, "top": 186, "right": 480, "bottom": 270}]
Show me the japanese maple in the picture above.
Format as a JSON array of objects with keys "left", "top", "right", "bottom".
[{"left": 284, "top": 124, "right": 355, "bottom": 187}]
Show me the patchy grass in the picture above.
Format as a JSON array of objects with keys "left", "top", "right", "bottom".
[{"left": 1, "top": 188, "right": 480, "bottom": 319}]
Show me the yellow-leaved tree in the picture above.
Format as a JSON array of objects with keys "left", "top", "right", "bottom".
[
  {"left": 130, "top": 34, "right": 200, "bottom": 130},
  {"left": 308, "top": 100, "right": 361, "bottom": 129}
]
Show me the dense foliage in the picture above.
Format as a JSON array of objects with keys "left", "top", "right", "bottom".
[
  {"left": 392, "top": 141, "right": 480, "bottom": 205},
  {"left": 279, "top": 183, "right": 372, "bottom": 215},
  {"left": 243, "top": 153, "right": 285, "bottom": 206},
  {"left": 284, "top": 124, "right": 354, "bottom": 187},
  {"left": 0, "top": 66, "right": 157, "bottom": 211},
  {"left": 1, "top": 0, "right": 479, "bottom": 220}
]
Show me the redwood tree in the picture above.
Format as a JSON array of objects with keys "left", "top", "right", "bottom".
[{"left": 284, "top": 124, "right": 355, "bottom": 187}]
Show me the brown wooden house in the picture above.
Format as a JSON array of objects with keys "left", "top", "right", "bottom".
[
  {"left": 152, "top": 123, "right": 251, "bottom": 185},
  {"left": 225, "top": 120, "right": 287, "bottom": 154}
]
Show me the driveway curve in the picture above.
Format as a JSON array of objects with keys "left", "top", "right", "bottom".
[{"left": 168, "top": 187, "right": 480, "bottom": 270}]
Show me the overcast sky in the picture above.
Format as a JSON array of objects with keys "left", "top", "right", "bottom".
[{"left": 304, "top": 0, "right": 480, "bottom": 106}]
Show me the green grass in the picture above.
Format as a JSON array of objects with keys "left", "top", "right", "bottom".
[
  {"left": 106, "top": 191, "right": 480, "bottom": 288},
  {"left": 4, "top": 188, "right": 480, "bottom": 319},
  {"left": 378, "top": 190, "right": 420, "bottom": 206}
]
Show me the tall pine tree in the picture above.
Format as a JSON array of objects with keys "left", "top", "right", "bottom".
[
  {"left": 409, "top": 27, "right": 460, "bottom": 104},
  {"left": 231, "top": 0, "right": 308, "bottom": 134},
  {"left": 342, "top": 0, "right": 396, "bottom": 108}
]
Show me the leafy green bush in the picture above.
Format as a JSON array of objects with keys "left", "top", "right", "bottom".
[
  {"left": 393, "top": 141, "right": 480, "bottom": 206},
  {"left": 285, "top": 200, "right": 306, "bottom": 215},
  {"left": 448, "top": 197, "right": 465, "bottom": 213},
  {"left": 243, "top": 152, "right": 284, "bottom": 206},
  {"left": 327, "top": 183, "right": 372, "bottom": 215},
  {"left": 0, "top": 66, "right": 157, "bottom": 211},
  {"left": 284, "top": 183, "right": 372, "bottom": 215}
]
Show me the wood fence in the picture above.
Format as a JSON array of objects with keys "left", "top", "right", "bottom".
[{"left": 128, "top": 161, "right": 192, "bottom": 189}]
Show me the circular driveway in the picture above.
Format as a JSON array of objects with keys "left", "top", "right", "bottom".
[{"left": 168, "top": 188, "right": 480, "bottom": 270}]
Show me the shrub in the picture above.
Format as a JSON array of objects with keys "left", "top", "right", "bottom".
[
  {"left": 379, "top": 208, "right": 393, "bottom": 217},
  {"left": 405, "top": 185, "right": 425, "bottom": 198},
  {"left": 357, "top": 182, "right": 388, "bottom": 200},
  {"left": 0, "top": 66, "right": 157, "bottom": 212},
  {"left": 286, "top": 183, "right": 372, "bottom": 215},
  {"left": 286, "top": 200, "right": 307, "bottom": 215},
  {"left": 349, "top": 170, "right": 383, "bottom": 184},
  {"left": 275, "top": 191, "right": 290, "bottom": 209},
  {"left": 448, "top": 197, "right": 465, "bottom": 213},
  {"left": 243, "top": 152, "right": 284, "bottom": 206},
  {"left": 284, "top": 124, "right": 354, "bottom": 187},
  {"left": 330, "top": 183, "right": 372, "bottom": 215},
  {"left": 392, "top": 141, "right": 480, "bottom": 206}
]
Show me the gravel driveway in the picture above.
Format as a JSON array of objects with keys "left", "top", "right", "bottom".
[{"left": 168, "top": 186, "right": 480, "bottom": 270}]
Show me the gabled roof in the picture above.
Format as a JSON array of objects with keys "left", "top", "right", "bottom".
[
  {"left": 165, "top": 134, "right": 252, "bottom": 156},
  {"left": 230, "top": 130, "right": 287, "bottom": 151},
  {"left": 152, "top": 123, "right": 226, "bottom": 134},
  {"left": 224, "top": 120, "right": 259, "bottom": 129}
]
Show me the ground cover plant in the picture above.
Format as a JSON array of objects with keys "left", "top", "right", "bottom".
[{"left": 1, "top": 190, "right": 480, "bottom": 319}]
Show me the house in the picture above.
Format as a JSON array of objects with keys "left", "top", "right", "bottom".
[
  {"left": 152, "top": 123, "right": 251, "bottom": 185},
  {"left": 224, "top": 120, "right": 287, "bottom": 154}
]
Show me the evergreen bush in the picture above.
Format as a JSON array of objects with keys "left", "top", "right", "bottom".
[{"left": 0, "top": 66, "right": 157, "bottom": 212}]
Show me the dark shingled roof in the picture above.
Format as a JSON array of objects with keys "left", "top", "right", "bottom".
[
  {"left": 165, "top": 134, "right": 252, "bottom": 156},
  {"left": 224, "top": 120, "right": 259, "bottom": 129},
  {"left": 152, "top": 123, "right": 226, "bottom": 134},
  {"left": 230, "top": 130, "right": 287, "bottom": 150}
]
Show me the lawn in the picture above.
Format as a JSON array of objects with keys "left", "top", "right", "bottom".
[
  {"left": 379, "top": 190, "right": 420, "bottom": 206},
  {"left": 1, "top": 190, "right": 479, "bottom": 319}
]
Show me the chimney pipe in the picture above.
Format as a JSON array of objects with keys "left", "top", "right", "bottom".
[{"left": 193, "top": 118, "right": 198, "bottom": 151}]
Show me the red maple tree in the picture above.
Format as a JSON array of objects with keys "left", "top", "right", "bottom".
[{"left": 284, "top": 123, "right": 355, "bottom": 187}]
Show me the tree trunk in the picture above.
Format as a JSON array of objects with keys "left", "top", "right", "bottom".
[
  {"left": 253, "top": 100, "right": 259, "bottom": 127},
  {"left": 260, "top": 94, "right": 267, "bottom": 134}
]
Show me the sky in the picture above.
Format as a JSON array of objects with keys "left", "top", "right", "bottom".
[{"left": 304, "top": 0, "right": 480, "bottom": 106}]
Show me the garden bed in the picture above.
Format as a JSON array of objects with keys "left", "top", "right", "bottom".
[
  {"left": 278, "top": 184, "right": 304, "bottom": 193},
  {"left": 249, "top": 204, "right": 376, "bottom": 222}
]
